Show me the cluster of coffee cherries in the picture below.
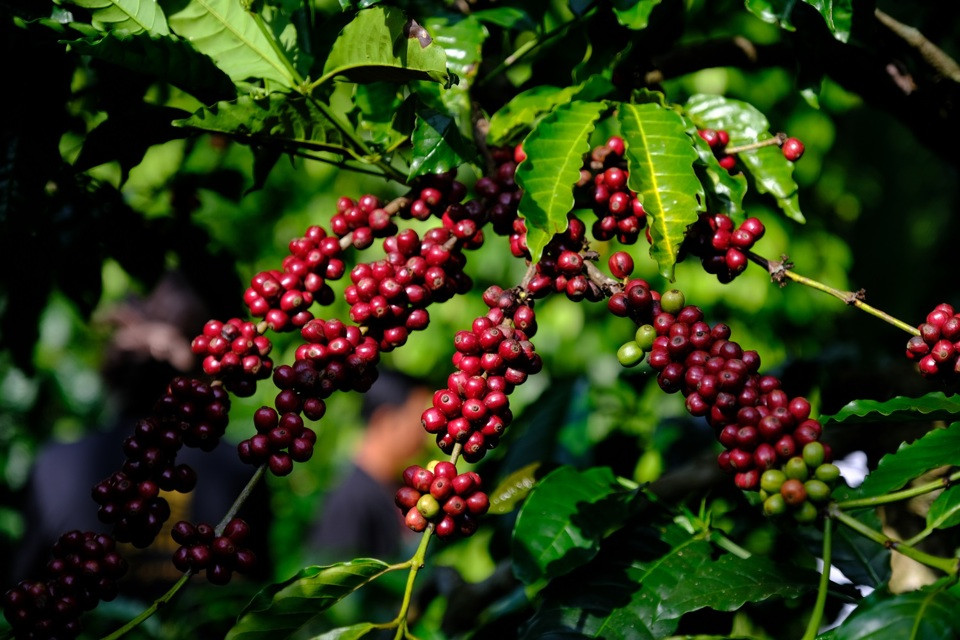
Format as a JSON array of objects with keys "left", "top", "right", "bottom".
[
  {"left": 580, "top": 137, "right": 648, "bottom": 244},
  {"left": 682, "top": 213, "right": 765, "bottom": 283},
  {"left": 190, "top": 318, "right": 273, "bottom": 397},
  {"left": 93, "top": 378, "right": 229, "bottom": 546},
  {"left": 906, "top": 303, "right": 960, "bottom": 377},
  {"left": 697, "top": 129, "right": 737, "bottom": 172},
  {"left": 613, "top": 282, "right": 838, "bottom": 522},
  {"left": 3, "top": 531, "right": 127, "bottom": 639},
  {"left": 474, "top": 147, "right": 523, "bottom": 236},
  {"left": 243, "top": 225, "right": 344, "bottom": 332},
  {"left": 395, "top": 462, "right": 489, "bottom": 539},
  {"left": 344, "top": 228, "right": 471, "bottom": 352},
  {"left": 171, "top": 518, "right": 255, "bottom": 585},
  {"left": 525, "top": 217, "right": 605, "bottom": 302},
  {"left": 423, "top": 287, "right": 542, "bottom": 463}
]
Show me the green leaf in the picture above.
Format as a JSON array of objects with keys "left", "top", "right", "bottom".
[
  {"left": 802, "top": 0, "right": 852, "bottom": 42},
  {"left": 66, "top": 32, "right": 235, "bottom": 104},
  {"left": 469, "top": 7, "right": 535, "bottom": 30},
  {"left": 511, "top": 465, "right": 632, "bottom": 584},
  {"left": 162, "top": 0, "right": 294, "bottom": 87},
  {"left": 685, "top": 94, "right": 804, "bottom": 223},
  {"left": 742, "top": 0, "right": 795, "bottom": 32},
  {"left": 683, "top": 116, "right": 747, "bottom": 218},
  {"left": 174, "top": 93, "right": 350, "bottom": 156},
  {"left": 423, "top": 15, "right": 487, "bottom": 82},
  {"left": 226, "top": 559, "right": 391, "bottom": 640},
  {"left": 858, "top": 423, "right": 960, "bottom": 498},
  {"left": 488, "top": 462, "right": 541, "bottom": 515},
  {"left": 612, "top": 0, "right": 663, "bottom": 30},
  {"left": 66, "top": 0, "right": 169, "bottom": 35},
  {"left": 820, "top": 392, "right": 960, "bottom": 426},
  {"left": 927, "top": 485, "right": 960, "bottom": 531},
  {"left": 309, "top": 622, "right": 377, "bottom": 640},
  {"left": 829, "top": 585, "right": 960, "bottom": 640},
  {"left": 523, "top": 523, "right": 818, "bottom": 638},
  {"left": 319, "top": 6, "right": 449, "bottom": 87},
  {"left": 618, "top": 102, "right": 704, "bottom": 280},
  {"left": 515, "top": 101, "right": 606, "bottom": 261},
  {"left": 354, "top": 83, "right": 407, "bottom": 150},
  {"left": 408, "top": 107, "right": 474, "bottom": 179}
]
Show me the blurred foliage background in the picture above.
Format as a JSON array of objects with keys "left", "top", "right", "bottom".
[{"left": 1, "top": 0, "right": 958, "bottom": 636}]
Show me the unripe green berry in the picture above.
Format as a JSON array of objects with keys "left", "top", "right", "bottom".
[
  {"left": 635, "top": 325, "right": 657, "bottom": 351},
  {"left": 416, "top": 494, "right": 440, "bottom": 519},
  {"left": 814, "top": 463, "right": 841, "bottom": 484},
  {"left": 784, "top": 456, "right": 810, "bottom": 481},
  {"left": 763, "top": 493, "right": 786, "bottom": 516},
  {"left": 804, "top": 479, "right": 831, "bottom": 503},
  {"left": 760, "top": 469, "right": 787, "bottom": 493},
  {"left": 617, "top": 341, "right": 645, "bottom": 367},
  {"left": 793, "top": 501, "right": 818, "bottom": 524},
  {"left": 802, "top": 441, "right": 825, "bottom": 468},
  {"left": 660, "top": 289, "right": 685, "bottom": 315}
]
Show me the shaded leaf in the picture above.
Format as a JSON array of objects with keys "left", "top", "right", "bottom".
[
  {"left": 309, "top": 622, "right": 377, "bottom": 640},
  {"left": 515, "top": 101, "right": 606, "bottom": 261},
  {"left": 74, "top": 104, "right": 189, "bottom": 176},
  {"left": 618, "top": 102, "right": 704, "bottom": 280},
  {"left": 927, "top": 485, "right": 960, "bottom": 531},
  {"left": 66, "top": 32, "right": 235, "bottom": 105},
  {"left": 858, "top": 423, "right": 960, "bottom": 498},
  {"left": 685, "top": 94, "right": 804, "bottom": 223},
  {"left": 162, "top": 0, "right": 294, "bottom": 87},
  {"left": 66, "top": 0, "right": 169, "bottom": 35},
  {"left": 489, "top": 462, "right": 541, "bottom": 515},
  {"left": 354, "top": 83, "right": 407, "bottom": 150},
  {"left": 829, "top": 584, "right": 960, "bottom": 640},
  {"left": 226, "top": 560, "right": 391, "bottom": 640},
  {"left": 470, "top": 7, "right": 535, "bottom": 30},
  {"left": 802, "top": 0, "right": 852, "bottom": 42},
  {"left": 524, "top": 523, "right": 818, "bottom": 639},
  {"left": 612, "top": 0, "right": 663, "bottom": 30},
  {"left": 174, "top": 93, "right": 351, "bottom": 156},
  {"left": 511, "top": 465, "right": 632, "bottom": 584},
  {"left": 820, "top": 392, "right": 960, "bottom": 426},
  {"left": 742, "top": 0, "right": 795, "bottom": 32},
  {"left": 408, "top": 107, "right": 474, "bottom": 178},
  {"left": 487, "top": 78, "right": 613, "bottom": 145},
  {"left": 319, "top": 6, "right": 449, "bottom": 87}
]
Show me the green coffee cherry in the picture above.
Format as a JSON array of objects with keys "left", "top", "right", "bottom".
[
  {"left": 802, "top": 441, "right": 825, "bottom": 468},
  {"left": 635, "top": 325, "right": 657, "bottom": 351},
  {"left": 760, "top": 469, "right": 787, "bottom": 494},
  {"left": 763, "top": 493, "right": 786, "bottom": 516},
  {"left": 804, "top": 479, "right": 831, "bottom": 503},
  {"left": 793, "top": 501, "right": 819, "bottom": 524},
  {"left": 416, "top": 494, "right": 440, "bottom": 519},
  {"left": 784, "top": 456, "right": 810, "bottom": 481},
  {"left": 617, "top": 341, "right": 645, "bottom": 367},
  {"left": 814, "top": 463, "right": 841, "bottom": 484},
  {"left": 660, "top": 289, "right": 686, "bottom": 315}
]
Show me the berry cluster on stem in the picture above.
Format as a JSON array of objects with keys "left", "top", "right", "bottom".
[
  {"left": 682, "top": 213, "right": 765, "bottom": 283},
  {"left": 906, "top": 303, "right": 960, "bottom": 377},
  {"left": 171, "top": 518, "right": 256, "bottom": 585},
  {"left": 395, "top": 462, "right": 489, "bottom": 539}
]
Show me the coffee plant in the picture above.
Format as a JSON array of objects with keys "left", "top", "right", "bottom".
[{"left": 2, "top": 0, "right": 960, "bottom": 639}]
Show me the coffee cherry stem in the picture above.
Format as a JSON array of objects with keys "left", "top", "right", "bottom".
[
  {"left": 747, "top": 251, "right": 920, "bottom": 336},
  {"left": 828, "top": 504, "right": 959, "bottom": 575},
  {"left": 449, "top": 442, "right": 464, "bottom": 466},
  {"left": 800, "top": 518, "right": 832, "bottom": 640},
  {"left": 214, "top": 465, "right": 266, "bottom": 537},
  {"left": 723, "top": 132, "right": 788, "bottom": 155},
  {"left": 100, "top": 573, "right": 191, "bottom": 640},
  {"left": 584, "top": 259, "right": 621, "bottom": 294},
  {"left": 835, "top": 468, "right": 960, "bottom": 510},
  {"left": 391, "top": 525, "right": 434, "bottom": 640}
]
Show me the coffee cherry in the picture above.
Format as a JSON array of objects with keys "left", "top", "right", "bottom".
[
  {"left": 660, "top": 290, "right": 685, "bottom": 315},
  {"left": 814, "top": 463, "right": 841, "bottom": 483},
  {"left": 784, "top": 457, "right": 809, "bottom": 481},
  {"left": 763, "top": 493, "right": 786, "bottom": 516},
  {"left": 617, "top": 342, "right": 645, "bottom": 367},
  {"left": 782, "top": 138, "right": 805, "bottom": 162},
  {"left": 793, "top": 501, "right": 818, "bottom": 524},
  {"left": 804, "top": 479, "right": 831, "bottom": 503},
  {"left": 779, "top": 479, "right": 807, "bottom": 506},
  {"left": 416, "top": 494, "right": 441, "bottom": 519},
  {"left": 802, "top": 441, "right": 825, "bottom": 468},
  {"left": 760, "top": 469, "right": 786, "bottom": 493}
]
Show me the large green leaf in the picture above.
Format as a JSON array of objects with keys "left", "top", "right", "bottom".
[
  {"left": 683, "top": 115, "right": 747, "bottom": 218},
  {"left": 511, "top": 465, "right": 633, "bottom": 584},
  {"left": 423, "top": 15, "right": 487, "bottom": 82},
  {"left": 66, "top": 0, "right": 169, "bottom": 35},
  {"left": 408, "top": 107, "right": 474, "bottom": 178},
  {"left": 927, "top": 485, "right": 960, "bottom": 531},
  {"left": 821, "top": 392, "right": 960, "bottom": 426},
  {"left": 857, "top": 423, "right": 960, "bottom": 498},
  {"left": 226, "top": 559, "right": 392, "bottom": 640},
  {"left": 742, "top": 0, "right": 795, "bottom": 32},
  {"left": 174, "top": 93, "right": 351, "bottom": 156},
  {"left": 319, "top": 6, "right": 450, "bottom": 87},
  {"left": 161, "top": 0, "right": 294, "bottom": 87},
  {"left": 802, "top": 0, "right": 852, "bottom": 42},
  {"left": 611, "top": 0, "right": 663, "bottom": 30},
  {"left": 828, "top": 584, "right": 960, "bottom": 640},
  {"left": 469, "top": 7, "right": 535, "bottom": 30},
  {"left": 66, "top": 32, "right": 235, "bottom": 104},
  {"left": 523, "top": 524, "right": 818, "bottom": 638},
  {"left": 515, "top": 101, "right": 606, "bottom": 261},
  {"left": 354, "top": 83, "right": 407, "bottom": 150},
  {"left": 685, "top": 94, "right": 804, "bottom": 223},
  {"left": 618, "top": 102, "right": 704, "bottom": 280}
]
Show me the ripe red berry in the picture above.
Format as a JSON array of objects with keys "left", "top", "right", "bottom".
[{"left": 782, "top": 137, "right": 805, "bottom": 162}]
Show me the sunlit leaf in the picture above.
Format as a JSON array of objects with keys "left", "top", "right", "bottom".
[
  {"left": 618, "top": 102, "right": 704, "bottom": 280},
  {"left": 683, "top": 115, "right": 747, "bottom": 218},
  {"left": 408, "top": 107, "right": 474, "bottom": 178},
  {"left": 309, "top": 622, "right": 377, "bottom": 640},
  {"left": 423, "top": 15, "right": 487, "bottom": 81},
  {"left": 742, "top": 0, "right": 795, "bottom": 32},
  {"left": 488, "top": 462, "right": 541, "bottom": 515},
  {"left": 820, "top": 392, "right": 960, "bottom": 425},
  {"left": 857, "top": 422, "right": 960, "bottom": 498},
  {"left": 802, "top": 0, "right": 852, "bottom": 42},
  {"left": 515, "top": 101, "right": 606, "bottom": 261},
  {"left": 927, "top": 485, "right": 960, "bottom": 531},
  {"left": 226, "top": 560, "right": 392, "bottom": 640},
  {"left": 611, "top": 0, "right": 662, "bottom": 30},
  {"left": 470, "top": 7, "right": 535, "bottom": 30},
  {"left": 66, "top": 0, "right": 169, "bottom": 35}
]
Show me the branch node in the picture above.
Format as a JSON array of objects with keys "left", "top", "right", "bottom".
[
  {"left": 767, "top": 254, "right": 793, "bottom": 286},
  {"left": 845, "top": 288, "right": 867, "bottom": 305}
]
